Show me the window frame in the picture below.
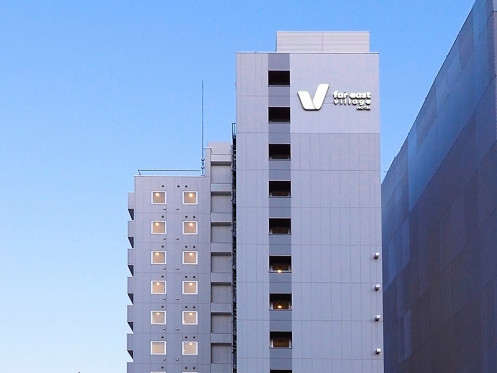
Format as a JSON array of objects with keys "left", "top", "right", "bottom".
[
  {"left": 182, "top": 251, "right": 198, "bottom": 265},
  {"left": 269, "top": 255, "right": 292, "bottom": 273},
  {"left": 151, "top": 251, "right": 166, "bottom": 264},
  {"left": 151, "top": 221, "right": 167, "bottom": 235},
  {"left": 150, "top": 341, "right": 166, "bottom": 355},
  {"left": 151, "top": 191, "right": 166, "bottom": 204},
  {"left": 182, "top": 221, "right": 198, "bottom": 235},
  {"left": 182, "top": 280, "right": 198, "bottom": 295},
  {"left": 183, "top": 191, "right": 198, "bottom": 205},
  {"left": 270, "top": 332, "right": 292, "bottom": 348},
  {"left": 182, "top": 310, "right": 198, "bottom": 325},
  {"left": 151, "top": 281, "right": 166, "bottom": 294},
  {"left": 268, "top": 70, "right": 290, "bottom": 86},
  {"left": 151, "top": 311, "right": 166, "bottom": 325},
  {"left": 182, "top": 341, "right": 198, "bottom": 355}
]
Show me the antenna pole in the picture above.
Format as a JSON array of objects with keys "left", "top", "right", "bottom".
[{"left": 201, "top": 80, "right": 205, "bottom": 175}]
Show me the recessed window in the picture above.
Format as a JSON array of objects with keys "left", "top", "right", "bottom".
[
  {"left": 183, "top": 191, "right": 198, "bottom": 204},
  {"left": 182, "top": 311, "right": 198, "bottom": 325},
  {"left": 270, "top": 294, "right": 292, "bottom": 310},
  {"left": 269, "top": 256, "right": 291, "bottom": 272},
  {"left": 269, "top": 181, "right": 291, "bottom": 197},
  {"left": 151, "top": 281, "right": 166, "bottom": 294},
  {"left": 151, "top": 191, "right": 166, "bottom": 204},
  {"left": 151, "top": 341, "right": 166, "bottom": 355},
  {"left": 183, "top": 221, "right": 198, "bottom": 235},
  {"left": 151, "top": 221, "right": 166, "bottom": 234},
  {"left": 268, "top": 71, "right": 290, "bottom": 86},
  {"left": 269, "top": 144, "right": 290, "bottom": 160},
  {"left": 269, "top": 218, "right": 291, "bottom": 234},
  {"left": 182, "top": 341, "right": 198, "bottom": 355},
  {"left": 183, "top": 281, "right": 198, "bottom": 294},
  {"left": 270, "top": 332, "right": 292, "bottom": 348},
  {"left": 268, "top": 107, "right": 290, "bottom": 123},
  {"left": 183, "top": 251, "right": 198, "bottom": 264},
  {"left": 270, "top": 371, "right": 292, "bottom": 373},
  {"left": 151, "top": 311, "right": 166, "bottom": 324},
  {"left": 151, "top": 251, "right": 166, "bottom": 264}
]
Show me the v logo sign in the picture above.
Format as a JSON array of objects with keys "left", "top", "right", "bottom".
[{"left": 297, "top": 84, "right": 330, "bottom": 111}]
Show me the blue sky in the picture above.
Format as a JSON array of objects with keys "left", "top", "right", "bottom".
[{"left": 0, "top": 1, "right": 474, "bottom": 372}]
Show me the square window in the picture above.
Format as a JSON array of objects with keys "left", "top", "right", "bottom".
[
  {"left": 183, "top": 221, "right": 198, "bottom": 235},
  {"left": 270, "top": 294, "right": 292, "bottom": 310},
  {"left": 151, "top": 341, "right": 166, "bottom": 355},
  {"left": 269, "top": 181, "right": 291, "bottom": 197},
  {"left": 151, "top": 221, "right": 166, "bottom": 234},
  {"left": 268, "top": 70, "right": 290, "bottom": 86},
  {"left": 151, "top": 311, "right": 166, "bottom": 324},
  {"left": 268, "top": 107, "right": 290, "bottom": 123},
  {"left": 182, "top": 341, "right": 198, "bottom": 355},
  {"left": 269, "top": 218, "right": 291, "bottom": 234},
  {"left": 182, "top": 281, "right": 198, "bottom": 294},
  {"left": 151, "top": 251, "right": 166, "bottom": 264},
  {"left": 183, "top": 251, "right": 198, "bottom": 264},
  {"left": 269, "top": 144, "right": 291, "bottom": 160},
  {"left": 151, "top": 281, "right": 166, "bottom": 294},
  {"left": 151, "top": 191, "right": 166, "bottom": 204},
  {"left": 269, "top": 256, "right": 291, "bottom": 272},
  {"left": 183, "top": 191, "right": 198, "bottom": 204},
  {"left": 270, "top": 332, "right": 292, "bottom": 348},
  {"left": 182, "top": 311, "right": 198, "bottom": 325}
]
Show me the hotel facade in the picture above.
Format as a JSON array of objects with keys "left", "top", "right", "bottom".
[{"left": 127, "top": 31, "right": 383, "bottom": 373}]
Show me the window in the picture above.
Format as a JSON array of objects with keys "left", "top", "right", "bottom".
[
  {"left": 183, "top": 251, "right": 198, "bottom": 264},
  {"left": 151, "top": 341, "right": 166, "bottom": 355},
  {"left": 183, "top": 221, "right": 198, "bottom": 235},
  {"left": 183, "top": 191, "right": 198, "bottom": 204},
  {"left": 269, "top": 144, "right": 290, "bottom": 160},
  {"left": 268, "top": 71, "right": 290, "bottom": 86},
  {"left": 269, "top": 181, "right": 291, "bottom": 197},
  {"left": 183, "top": 281, "right": 198, "bottom": 294},
  {"left": 151, "top": 251, "right": 166, "bottom": 264},
  {"left": 270, "top": 332, "right": 292, "bottom": 348},
  {"left": 151, "top": 191, "right": 166, "bottom": 204},
  {"left": 269, "top": 256, "right": 291, "bottom": 272},
  {"left": 182, "top": 311, "right": 198, "bottom": 325},
  {"left": 151, "top": 281, "right": 166, "bottom": 294},
  {"left": 270, "top": 294, "right": 292, "bottom": 310},
  {"left": 182, "top": 341, "right": 198, "bottom": 355},
  {"left": 269, "top": 218, "right": 291, "bottom": 234},
  {"left": 151, "top": 311, "right": 166, "bottom": 324},
  {"left": 151, "top": 221, "right": 166, "bottom": 234},
  {"left": 268, "top": 107, "right": 290, "bottom": 123}
]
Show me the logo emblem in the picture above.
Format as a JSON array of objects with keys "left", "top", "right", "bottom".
[{"left": 297, "top": 84, "right": 330, "bottom": 111}]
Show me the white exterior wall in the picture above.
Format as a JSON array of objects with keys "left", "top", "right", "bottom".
[{"left": 236, "top": 32, "right": 383, "bottom": 373}]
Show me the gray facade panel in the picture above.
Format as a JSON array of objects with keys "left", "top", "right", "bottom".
[{"left": 382, "top": 1, "right": 497, "bottom": 372}]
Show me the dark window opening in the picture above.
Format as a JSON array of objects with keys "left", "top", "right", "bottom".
[
  {"left": 270, "top": 293, "right": 292, "bottom": 310},
  {"left": 269, "top": 218, "right": 291, "bottom": 234},
  {"left": 269, "top": 181, "right": 291, "bottom": 197},
  {"left": 269, "top": 144, "right": 290, "bottom": 160},
  {"left": 268, "top": 71, "right": 290, "bottom": 86},
  {"left": 269, "top": 256, "right": 291, "bottom": 272},
  {"left": 270, "top": 371, "right": 292, "bottom": 373},
  {"left": 270, "top": 332, "right": 292, "bottom": 348},
  {"left": 268, "top": 107, "right": 290, "bottom": 123}
]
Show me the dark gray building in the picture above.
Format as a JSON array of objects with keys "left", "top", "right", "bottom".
[
  {"left": 127, "top": 31, "right": 384, "bottom": 373},
  {"left": 382, "top": 0, "right": 497, "bottom": 371}
]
